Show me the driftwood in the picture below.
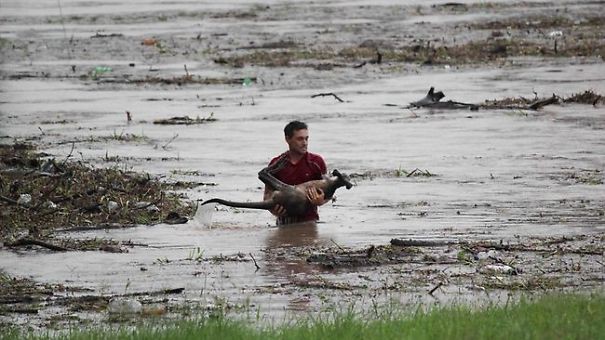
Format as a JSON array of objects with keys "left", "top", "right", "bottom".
[
  {"left": 91, "top": 33, "right": 124, "bottom": 38},
  {"left": 50, "top": 287, "right": 185, "bottom": 307},
  {"left": 407, "top": 87, "right": 565, "bottom": 111},
  {"left": 311, "top": 92, "right": 345, "bottom": 103},
  {"left": 97, "top": 76, "right": 254, "bottom": 86},
  {"left": 127, "top": 287, "right": 185, "bottom": 296},
  {"left": 153, "top": 115, "right": 217, "bottom": 125},
  {"left": 390, "top": 238, "right": 457, "bottom": 247},
  {"left": 0, "top": 296, "right": 36, "bottom": 304},
  {"left": 4, "top": 307, "right": 39, "bottom": 314},
  {"left": 407, "top": 87, "right": 478, "bottom": 110},
  {"left": 528, "top": 94, "right": 559, "bottom": 110},
  {"left": 6, "top": 238, "right": 68, "bottom": 251},
  {"left": 55, "top": 223, "right": 138, "bottom": 233}
]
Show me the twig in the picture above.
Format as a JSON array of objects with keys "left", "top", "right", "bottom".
[
  {"left": 353, "top": 61, "right": 367, "bottom": 68},
  {"left": 61, "top": 142, "right": 75, "bottom": 165},
  {"left": 162, "top": 133, "right": 179, "bottom": 150},
  {"left": 330, "top": 238, "right": 346, "bottom": 251},
  {"left": 249, "top": 253, "right": 260, "bottom": 271},
  {"left": 311, "top": 92, "right": 344, "bottom": 103},
  {"left": 406, "top": 168, "right": 419, "bottom": 177},
  {"left": 428, "top": 281, "right": 443, "bottom": 295},
  {"left": 0, "top": 195, "right": 19, "bottom": 205}
]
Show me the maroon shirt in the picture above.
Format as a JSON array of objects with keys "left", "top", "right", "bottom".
[{"left": 268, "top": 151, "right": 327, "bottom": 223}]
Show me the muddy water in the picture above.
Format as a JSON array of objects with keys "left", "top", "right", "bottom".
[{"left": 1, "top": 0, "right": 604, "bottom": 329}]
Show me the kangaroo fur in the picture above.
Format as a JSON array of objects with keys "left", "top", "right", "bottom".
[{"left": 199, "top": 157, "right": 352, "bottom": 217}]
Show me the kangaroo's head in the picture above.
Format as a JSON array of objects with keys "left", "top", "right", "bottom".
[
  {"left": 332, "top": 169, "right": 353, "bottom": 190},
  {"left": 322, "top": 169, "right": 353, "bottom": 199}
]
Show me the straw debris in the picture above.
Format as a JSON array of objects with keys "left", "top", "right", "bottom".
[{"left": 0, "top": 143, "right": 194, "bottom": 249}]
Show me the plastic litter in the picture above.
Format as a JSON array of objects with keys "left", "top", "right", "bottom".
[
  {"left": 107, "top": 298, "right": 142, "bottom": 314},
  {"left": 481, "top": 264, "right": 517, "bottom": 275},
  {"left": 91, "top": 66, "right": 112, "bottom": 78},
  {"left": 107, "top": 201, "right": 119, "bottom": 212},
  {"left": 17, "top": 194, "right": 32, "bottom": 206}
]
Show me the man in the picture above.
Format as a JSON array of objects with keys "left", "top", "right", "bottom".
[{"left": 263, "top": 120, "right": 328, "bottom": 225}]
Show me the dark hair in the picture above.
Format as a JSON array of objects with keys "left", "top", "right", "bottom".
[{"left": 284, "top": 120, "right": 308, "bottom": 138}]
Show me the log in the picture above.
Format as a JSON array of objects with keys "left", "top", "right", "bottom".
[
  {"left": 7, "top": 238, "right": 68, "bottom": 251},
  {"left": 390, "top": 238, "right": 457, "bottom": 247},
  {"left": 529, "top": 94, "right": 558, "bottom": 110}
]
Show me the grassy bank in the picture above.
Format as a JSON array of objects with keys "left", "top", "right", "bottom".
[{"left": 4, "top": 293, "right": 603, "bottom": 340}]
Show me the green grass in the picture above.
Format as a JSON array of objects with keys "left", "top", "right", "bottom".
[{"left": 4, "top": 293, "right": 604, "bottom": 340}]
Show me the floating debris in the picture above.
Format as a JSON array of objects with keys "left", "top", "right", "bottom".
[
  {"left": 0, "top": 143, "right": 194, "bottom": 246},
  {"left": 153, "top": 114, "right": 217, "bottom": 125},
  {"left": 563, "top": 90, "right": 605, "bottom": 105}
]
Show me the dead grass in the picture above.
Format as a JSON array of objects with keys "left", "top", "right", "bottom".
[{"left": 0, "top": 143, "right": 194, "bottom": 244}]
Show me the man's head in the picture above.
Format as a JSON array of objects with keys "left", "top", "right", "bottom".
[
  {"left": 284, "top": 120, "right": 308, "bottom": 138},
  {"left": 284, "top": 120, "right": 309, "bottom": 156}
]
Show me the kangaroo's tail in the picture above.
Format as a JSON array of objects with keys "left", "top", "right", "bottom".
[{"left": 200, "top": 198, "right": 274, "bottom": 211}]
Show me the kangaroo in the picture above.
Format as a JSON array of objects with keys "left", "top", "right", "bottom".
[{"left": 199, "top": 158, "right": 353, "bottom": 217}]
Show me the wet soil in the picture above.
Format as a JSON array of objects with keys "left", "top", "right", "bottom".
[{"left": 1, "top": 0, "right": 604, "bottom": 333}]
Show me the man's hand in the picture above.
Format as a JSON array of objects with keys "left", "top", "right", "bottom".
[
  {"left": 271, "top": 204, "right": 287, "bottom": 217},
  {"left": 307, "top": 187, "right": 325, "bottom": 206}
]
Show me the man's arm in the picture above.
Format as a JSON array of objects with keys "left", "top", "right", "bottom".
[
  {"left": 264, "top": 185, "right": 286, "bottom": 216},
  {"left": 306, "top": 187, "right": 328, "bottom": 206},
  {"left": 307, "top": 157, "right": 329, "bottom": 206}
]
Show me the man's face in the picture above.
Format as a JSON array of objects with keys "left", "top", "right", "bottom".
[{"left": 286, "top": 128, "right": 309, "bottom": 155}]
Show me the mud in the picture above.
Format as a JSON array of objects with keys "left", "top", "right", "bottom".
[{"left": 1, "top": 0, "right": 604, "bottom": 334}]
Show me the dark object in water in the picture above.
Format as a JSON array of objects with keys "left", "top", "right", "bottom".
[
  {"left": 200, "top": 158, "right": 352, "bottom": 217},
  {"left": 410, "top": 87, "right": 445, "bottom": 107},
  {"left": 153, "top": 115, "right": 216, "bottom": 125},
  {"left": 410, "top": 87, "right": 478, "bottom": 110}
]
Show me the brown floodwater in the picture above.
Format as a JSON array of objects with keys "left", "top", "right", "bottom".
[{"left": 1, "top": 0, "right": 604, "bottom": 330}]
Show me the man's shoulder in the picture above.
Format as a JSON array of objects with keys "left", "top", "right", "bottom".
[
  {"left": 269, "top": 152, "right": 288, "bottom": 165},
  {"left": 305, "top": 152, "right": 327, "bottom": 173},
  {"left": 306, "top": 152, "right": 325, "bottom": 163}
]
